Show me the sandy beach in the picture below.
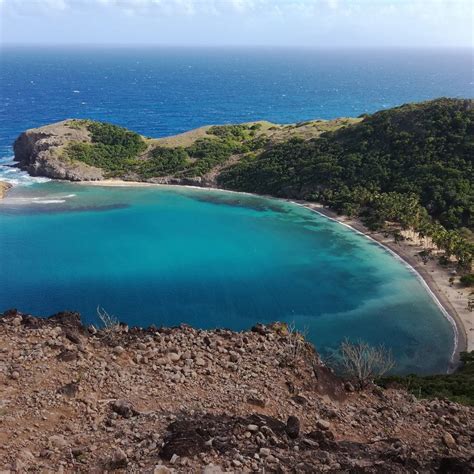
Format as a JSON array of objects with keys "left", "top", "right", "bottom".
[
  {"left": 301, "top": 203, "right": 472, "bottom": 360},
  {"left": 79, "top": 179, "right": 472, "bottom": 361}
]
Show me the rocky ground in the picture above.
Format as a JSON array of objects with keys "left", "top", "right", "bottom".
[{"left": 0, "top": 310, "right": 473, "bottom": 473}]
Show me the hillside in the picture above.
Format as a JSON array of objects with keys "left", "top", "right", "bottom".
[
  {"left": 13, "top": 116, "right": 357, "bottom": 185},
  {"left": 1, "top": 309, "right": 473, "bottom": 472},
  {"left": 13, "top": 98, "right": 474, "bottom": 269},
  {"left": 219, "top": 98, "right": 473, "bottom": 232}
]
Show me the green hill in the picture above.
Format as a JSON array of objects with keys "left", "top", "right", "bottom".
[{"left": 219, "top": 98, "right": 474, "bottom": 267}]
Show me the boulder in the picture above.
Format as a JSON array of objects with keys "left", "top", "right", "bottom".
[
  {"left": 110, "top": 399, "right": 139, "bottom": 418},
  {"left": 106, "top": 447, "right": 128, "bottom": 469},
  {"left": 442, "top": 432, "right": 456, "bottom": 449},
  {"left": 286, "top": 415, "right": 300, "bottom": 439}
]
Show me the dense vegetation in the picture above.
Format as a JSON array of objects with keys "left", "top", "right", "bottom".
[
  {"left": 65, "top": 121, "right": 147, "bottom": 174},
  {"left": 182, "top": 123, "right": 265, "bottom": 176},
  {"left": 65, "top": 121, "right": 264, "bottom": 179},
  {"left": 139, "top": 146, "right": 188, "bottom": 178},
  {"left": 219, "top": 99, "right": 474, "bottom": 267},
  {"left": 378, "top": 351, "right": 474, "bottom": 406}
]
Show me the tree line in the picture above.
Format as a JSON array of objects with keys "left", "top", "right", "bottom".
[{"left": 219, "top": 98, "right": 474, "bottom": 269}]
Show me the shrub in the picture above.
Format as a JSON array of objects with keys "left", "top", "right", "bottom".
[
  {"left": 139, "top": 146, "right": 189, "bottom": 177},
  {"left": 207, "top": 124, "right": 250, "bottom": 140},
  {"left": 460, "top": 274, "right": 474, "bottom": 287},
  {"left": 65, "top": 121, "right": 147, "bottom": 176},
  {"left": 184, "top": 138, "right": 241, "bottom": 177},
  {"left": 328, "top": 339, "right": 395, "bottom": 388},
  {"left": 378, "top": 351, "right": 474, "bottom": 406},
  {"left": 87, "top": 122, "right": 146, "bottom": 155},
  {"left": 95, "top": 306, "right": 121, "bottom": 343}
]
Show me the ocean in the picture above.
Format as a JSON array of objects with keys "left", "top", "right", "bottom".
[
  {"left": 0, "top": 47, "right": 471, "bottom": 373},
  {"left": 1, "top": 47, "right": 472, "bottom": 156}
]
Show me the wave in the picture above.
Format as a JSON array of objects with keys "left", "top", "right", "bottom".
[
  {"left": 0, "top": 155, "right": 51, "bottom": 186},
  {"left": 5, "top": 195, "right": 74, "bottom": 205},
  {"left": 33, "top": 199, "right": 66, "bottom": 204}
]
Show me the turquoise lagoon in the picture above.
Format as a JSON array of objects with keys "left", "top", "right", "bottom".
[{"left": 0, "top": 182, "right": 455, "bottom": 374}]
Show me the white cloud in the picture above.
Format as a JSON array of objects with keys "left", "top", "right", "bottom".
[
  {"left": 1, "top": 0, "right": 472, "bottom": 46},
  {"left": 3, "top": 0, "right": 472, "bottom": 19}
]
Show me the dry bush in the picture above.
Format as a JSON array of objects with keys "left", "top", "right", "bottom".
[
  {"left": 96, "top": 306, "right": 121, "bottom": 341},
  {"left": 279, "top": 322, "right": 309, "bottom": 366},
  {"left": 329, "top": 339, "right": 395, "bottom": 388}
]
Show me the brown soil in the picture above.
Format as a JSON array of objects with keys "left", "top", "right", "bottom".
[{"left": 1, "top": 310, "right": 472, "bottom": 472}]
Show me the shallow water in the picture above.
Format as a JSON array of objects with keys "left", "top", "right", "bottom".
[{"left": 0, "top": 182, "right": 455, "bottom": 374}]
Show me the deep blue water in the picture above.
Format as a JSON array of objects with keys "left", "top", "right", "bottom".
[
  {"left": 0, "top": 47, "right": 471, "bottom": 373},
  {"left": 1, "top": 47, "right": 472, "bottom": 157}
]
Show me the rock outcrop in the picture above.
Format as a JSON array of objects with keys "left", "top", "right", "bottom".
[
  {"left": 0, "top": 181, "right": 12, "bottom": 199},
  {"left": 1, "top": 309, "right": 473, "bottom": 472},
  {"left": 13, "top": 120, "right": 104, "bottom": 181}
]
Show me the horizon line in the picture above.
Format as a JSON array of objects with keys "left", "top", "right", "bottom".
[{"left": 1, "top": 43, "right": 473, "bottom": 51}]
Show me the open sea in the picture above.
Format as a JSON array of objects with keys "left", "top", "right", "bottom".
[{"left": 0, "top": 47, "right": 472, "bottom": 373}]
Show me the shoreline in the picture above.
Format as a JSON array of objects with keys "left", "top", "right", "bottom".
[
  {"left": 73, "top": 179, "right": 471, "bottom": 363},
  {"left": 298, "top": 203, "right": 469, "bottom": 366}
]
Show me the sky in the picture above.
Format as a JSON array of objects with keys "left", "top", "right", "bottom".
[{"left": 0, "top": 0, "right": 472, "bottom": 48}]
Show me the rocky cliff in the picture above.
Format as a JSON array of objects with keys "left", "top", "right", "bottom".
[
  {"left": 13, "top": 121, "right": 104, "bottom": 181},
  {"left": 1, "top": 309, "right": 472, "bottom": 472}
]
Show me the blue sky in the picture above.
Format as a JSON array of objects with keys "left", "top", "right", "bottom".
[{"left": 0, "top": 0, "right": 472, "bottom": 48}]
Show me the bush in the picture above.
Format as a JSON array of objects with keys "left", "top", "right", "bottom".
[
  {"left": 65, "top": 121, "right": 147, "bottom": 176},
  {"left": 184, "top": 138, "right": 242, "bottom": 177},
  {"left": 207, "top": 124, "right": 251, "bottom": 140},
  {"left": 460, "top": 274, "right": 474, "bottom": 287},
  {"left": 327, "top": 339, "right": 395, "bottom": 388},
  {"left": 378, "top": 351, "right": 474, "bottom": 406},
  {"left": 139, "top": 146, "right": 189, "bottom": 177},
  {"left": 87, "top": 122, "right": 146, "bottom": 154}
]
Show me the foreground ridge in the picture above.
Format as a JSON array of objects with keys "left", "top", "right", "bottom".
[{"left": 1, "top": 310, "right": 473, "bottom": 472}]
